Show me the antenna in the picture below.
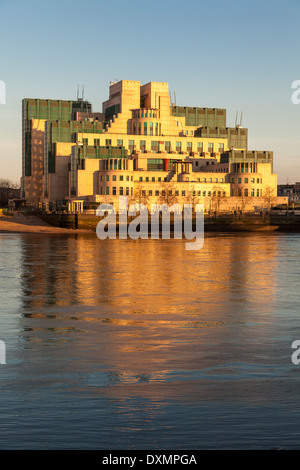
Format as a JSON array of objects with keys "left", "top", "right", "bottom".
[
  {"left": 77, "top": 84, "right": 84, "bottom": 101},
  {"left": 110, "top": 79, "right": 119, "bottom": 86},
  {"left": 235, "top": 111, "right": 243, "bottom": 128}
]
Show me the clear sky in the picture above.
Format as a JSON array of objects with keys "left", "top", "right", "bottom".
[{"left": 0, "top": 0, "right": 299, "bottom": 184}]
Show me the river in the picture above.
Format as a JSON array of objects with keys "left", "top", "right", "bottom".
[{"left": 0, "top": 232, "right": 300, "bottom": 449}]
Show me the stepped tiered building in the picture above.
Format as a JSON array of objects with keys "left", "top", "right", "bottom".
[{"left": 21, "top": 80, "right": 285, "bottom": 212}]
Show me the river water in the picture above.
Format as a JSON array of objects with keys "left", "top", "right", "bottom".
[{"left": 0, "top": 232, "right": 300, "bottom": 449}]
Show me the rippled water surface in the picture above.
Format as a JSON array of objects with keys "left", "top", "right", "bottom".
[{"left": 1, "top": 232, "right": 300, "bottom": 449}]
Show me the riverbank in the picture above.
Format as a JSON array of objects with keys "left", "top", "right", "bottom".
[
  {"left": 0, "top": 213, "right": 93, "bottom": 234},
  {"left": 2, "top": 211, "right": 300, "bottom": 235}
]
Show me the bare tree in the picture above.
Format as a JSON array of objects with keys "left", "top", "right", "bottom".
[
  {"left": 263, "top": 186, "right": 276, "bottom": 211},
  {"left": 0, "top": 178, "right": 20, "bottom": 201},
  {"left": 158, "top": 182, "right": 178, "bottom": 206},
  {"left": 184, "top": 184, "right": 199, "bottom": 211},
  {"left": 0, "top": 178, "right": 20, "bottom": 189},
  {"left": 130, "top": 183, "right": 150, "bottom": 211},
  {"left": 210, "top": 185, "right": 227, "bottom": 213}
]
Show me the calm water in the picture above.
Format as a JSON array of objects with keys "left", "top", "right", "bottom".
[{"left": 1, "top": 231, "right": 300, "bottom": 449}]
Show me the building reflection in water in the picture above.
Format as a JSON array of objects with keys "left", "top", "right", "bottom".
[{"left": 18, "top": 232, "right": 280, "bottom": 404}]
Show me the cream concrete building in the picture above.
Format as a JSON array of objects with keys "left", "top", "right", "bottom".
[{"left": 22, "top": 80, "right": 286, "bottom": 211}]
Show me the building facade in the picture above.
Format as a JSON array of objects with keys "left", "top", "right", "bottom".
[{"left": 22, "top": 80, "right": 286, "bottom": 211}]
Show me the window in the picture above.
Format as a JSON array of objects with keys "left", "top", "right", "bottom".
[
  {"left": 214, "top": 178, "right": 218, "bottom": 183},
  {"left": 113, "top": 175, "right": 116, "bottom": 181},
  {"left": 106, "top": 139, "right": 112, "bottom": 146},
  {"left": 126, "top": 175, "right": 129, "bottom": 181},
  {"left": 140, "top": 140, "right": 146, "bottom": 152},
  {"left": 120, "top": 175, "right": 123, "bottom": 181},
  {"left": 155, "top": 190, "right": 159, "bottom": 196},
  {"left": 203, "top": 191, "right": 206, "bottom": 196},
  {"left": 146, "top": 177, "right": 149, "bottom": 182},
  {"left": 209, "top": 178, "right": 212, "bottom": 183},
  {"left": 238, "top": 178, "right": 242, "bottom": 184},
  {"left": 113, "top": 187, "right": 117, "bottom": 195},
  {"left": 82, "top": 138, "right": 88, "bottom": 145},
  {"left": 149, "top": 190, "right": 153, "bottom": 196},
  {"left": 251, "top": 189, "right": 255, "bottom": 197},
  {"left": 120, "top": 187, "right": 124, "bottom": 195},
  {"left": 208, "top": 143, "right": 214, "bottom": 153},
  {"left": 144, "top": 123, "right": 147, "bottom": 135},
  {"left": 150, "top": 122, "right": 153, "bottom": 136},
  {"left": 176, "top": 142, "right": 182, "bottom": 153},
  {"left": 257, "top": 178, "right": 260, "bottom": 184},
  {"left": 94, "top": 138, "right": 100, "bottom": 146},
  {"left": 105, "top": 187, "right": 109, "bottom": 195},
  {"left": 151, "top": 141, "right": 159, "bottom": 153},
  {"left": 245, "top": 178, "right": 248, "bottom": 183},
  {"left": 152, "top": 177, "right": 155, "bottom": 182},
  {"left": 182, "top": 190, "right": 186, "bottom": 196},
  {"left": 244, "top": 188, "right": 248, "bottom": 197},
  {"left": 158, "top": 177, "right": 161, "bottom": 182},
  {"left": 106, "top": 175, "right": 109, "bottom": 181},
  {"left": 117, "top": 139, "right": 123, "bottom": 146},
  {"left": 220, "top": 178, "right": 223, "bottom": 182},
  {"left": 251, "top": 178, "right": 255, "bottom": 183},
  {"left": 126, "top": 187, "right": 129, "bottom": 196},
  {"left": 197, "top": 142, "right": 203, "bottom": 153},
  {"left": 139, "top": 177, "right": 143, "bottom": 182},
  {"left": 175, "top": 190, "right": 179, "bottom": 196},
  {"left": 165, "top": 141, "right": 171, "bottom": 152},
  {"left": 218, "top": 143, "right": 224, "bottom": 153}
]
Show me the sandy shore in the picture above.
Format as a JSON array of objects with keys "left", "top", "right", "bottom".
[{"left": 0, "top": 213, "right": 93, "bottom": 234}]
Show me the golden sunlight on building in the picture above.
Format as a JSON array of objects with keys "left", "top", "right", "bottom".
[{"left": 22, "top": 80, "right": 287, "bottom": 211}]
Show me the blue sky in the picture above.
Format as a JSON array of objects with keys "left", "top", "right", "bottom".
[{"left": 0, "top": 0, "right": 299, "bottom": 184}]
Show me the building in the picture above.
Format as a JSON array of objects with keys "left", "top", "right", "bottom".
[
  {"left": 22, "top": 80, "right": 286, "bottom": 211},
  {"left": 278, "top": 183, "right": 300, "bottom": 204}
]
